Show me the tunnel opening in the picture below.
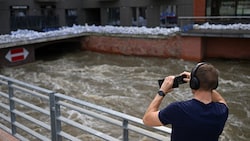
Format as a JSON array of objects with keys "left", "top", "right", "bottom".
[{"left": 35, "top": 41, "right": 82, "bottom": 61}]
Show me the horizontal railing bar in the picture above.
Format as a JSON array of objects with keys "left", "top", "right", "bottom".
[
  {"left": 56, "top": 93, "right": 144, "bottom": 125},
  {"left": 11, "top": 84, "right": 49, "bottom": 100},
  {"left": 127, "top": 124, "right": 169, "bottom": 140},
  {"left": 153, "top": 126, "right": 172, "bottom": 134},
  {"left": 58, "top": 100, "right": 170, "bottom": 139},
  {"left": 0, "top": 124, "right": 11, "bottom": 135},
  {"left": 11, "top": 97, "right": 50, "bottom": 116},
  {"left": 179, "top": 16, "right": 250, "bottom": 19},
  {"left": 12, "top": 109, "right": 50, "bottom": 130},
  {"left": 0, "top": 91, "right": 8, "bottom": 99},
  {"left": 0, "top": 79, "right": 8, "bottom": 85},
  {"left": 128, "top": 116, "right": 172, "bottom": 133},
  {"left": 58, "top": 116, "right": 120, "bottom": 141},
  {"left": 132, "top": 118, "right": 171, "bottom": 133},
  {"left": 57, "top": 131, "right": 82, "bottom": 141},
  {"left": 0, "top": 102, "right": 10, "bottom": 111},
  {"left": 0, "top": 113, "right": 11, "bottom": 123},
  {"left": 0, "top": 75, "right": 53, "bottom": 94},
  {"left": 14, "top": 134, "right": 29, "bottom": 141},
  {"left": 57, "top": 93, "right": 171, "bottom": 134},
  {"left": 58, "top": 101, "right": 122, "bottom": 126},
  {"left": 13, "top": 121, "right": 50, "bottom": 141}
]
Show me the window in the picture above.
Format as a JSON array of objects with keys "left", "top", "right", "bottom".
[
  {"left": 206, "top": 0, "right": 250, "bottom": 16},
  {"left": 66, "top": 9, "right": 77, "bottom": 16},
  {"left": 220, "top": 0, "right": 235, "bottom": 16},
  {"left": 237, "top": 0, "right": 250, "bottom": 15},
  {"left": 132, "top": 7, "right": 147, "bottom": 26},
  {"left": 160, "top": 5, "right": 177, "bottom": 27},
  {"left": 41, "top": 5, "right": 56, "bottom": 16},
  {"left": 66, "top": 9, "right": 77, "bottom": 26},
  {"left": 107, "top": 8, "right": 120, "bottom": 26},
  {"left": 10, "top": 5, "right": 28, "bottom": 17},
  {"left": 10, "top": 5, "right": 29, "bottom": 30}
]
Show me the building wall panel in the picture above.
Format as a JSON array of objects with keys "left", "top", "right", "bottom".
[{"left": 205, "top": 37, "right": 250, "bottom": 59}]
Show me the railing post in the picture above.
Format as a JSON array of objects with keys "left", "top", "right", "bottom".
[
  {"left": 123, "top": 119, "right": 129, "bottom": 141},
  {"left": 49, "top": 92, "right": 62, "bottom": 141},
  {"left": 8, "top": 81, "right": 16, "bottom": 136}
]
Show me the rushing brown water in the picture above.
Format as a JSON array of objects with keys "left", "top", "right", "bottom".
[{"left": 0, "top": 49, "right": 249, "bottom": 141}]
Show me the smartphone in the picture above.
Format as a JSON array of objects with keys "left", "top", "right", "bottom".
[{"left": 158, "top": 75, "right": 187, "bottom": 88}]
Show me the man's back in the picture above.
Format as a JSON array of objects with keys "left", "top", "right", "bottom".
[
  {"left": 159, "top": 99, "right": 228, "bottom": 141},
  {"left": 143, "top": 64, "right": 228, "bottom": 141}
]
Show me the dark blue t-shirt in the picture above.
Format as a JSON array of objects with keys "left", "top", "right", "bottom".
[{"left": 159, "top": 99, "right": 228, "bottom": 141}]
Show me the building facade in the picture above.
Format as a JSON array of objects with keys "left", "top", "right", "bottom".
[
  {"left": 0, "top": 0, "right": 249, "bottom": 34},
  {"left": 0, "top": 0, "right": 193, "bottom": 34}
]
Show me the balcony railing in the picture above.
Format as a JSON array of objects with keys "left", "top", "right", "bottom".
[
  {"left": 178, "top": 16, "right": 250, "bottom": 35},
  {"left": 178, "top": 16, "right": 250, "bottom": 27},
  {"left": 10, "top": 16, "right": 59, "bottom": 32}
]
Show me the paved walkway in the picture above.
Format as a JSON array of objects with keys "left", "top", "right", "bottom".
[{"left": 0, "top": 129, "right": 19, "bottom": 141}]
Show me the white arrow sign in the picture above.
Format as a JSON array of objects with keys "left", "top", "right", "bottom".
[{"left": 5, "top": 48, "right": 29, "bottom": 62}]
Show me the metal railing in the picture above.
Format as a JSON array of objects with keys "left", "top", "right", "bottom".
[
  {"left": 10, "top": 16, "right": 59, "bottom": 32},
  {"left": 178, "top": 16, "right": 250, "bottom": 31},
  {"left": 0, "top": 75, "right": 171, "bottom": 141},
  {"left": 179, "top": 16, "right": 250, "bottom": 25}
]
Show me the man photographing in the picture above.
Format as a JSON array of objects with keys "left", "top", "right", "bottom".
[{"left": 143, "top": 62, "right": 228, "bottom": 141}]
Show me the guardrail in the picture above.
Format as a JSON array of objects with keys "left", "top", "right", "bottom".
[
  {"left": 0, "top": 75, "right": 171, "bottom": 141},
  {"left": 178, "top": 16, "right": 250, "bottom": 31},
  {"left": 179, "top": 16, "right": 250, "bottom": 25}
]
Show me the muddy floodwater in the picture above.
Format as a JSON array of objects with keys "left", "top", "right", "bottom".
[{"left": 1, "top": 49, "right": 249, "bottom": 141}]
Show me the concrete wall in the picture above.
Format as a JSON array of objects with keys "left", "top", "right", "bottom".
[
  {"left": 1, "top": 33, "right": 250, "bottom": 67},
  {"left": 81, "top": 35, "right": 250, "bottom": 62},
  {"left": 81, "top": 35, "right": 203, "bottom": 61},
  {"left": 0, "top": 46, "right": 35, "bottom": 67},
  {"left": 204, "top": 37, "right": 250, "bottom": 59}
]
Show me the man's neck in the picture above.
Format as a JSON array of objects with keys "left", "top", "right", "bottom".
[{"left": 193, "top": 89, "right": 212, "bottom": 104}]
